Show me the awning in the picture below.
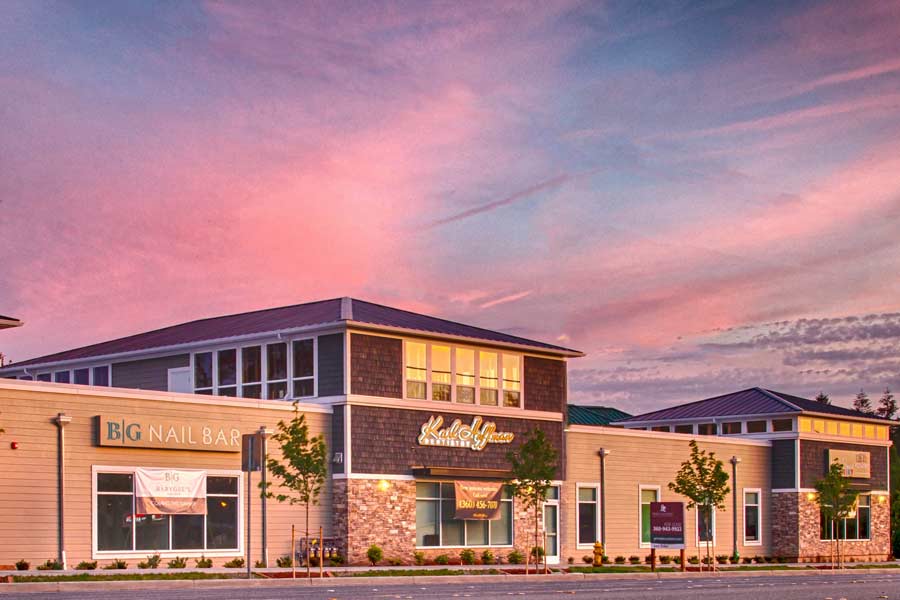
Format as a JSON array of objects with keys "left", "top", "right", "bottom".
[{"left": 411, "top": 466, "right": 512, "bottom": 480}]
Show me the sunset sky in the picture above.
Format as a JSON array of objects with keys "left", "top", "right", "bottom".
[{"left": 2, "top": 0, "right": 899, "bottom": 414}]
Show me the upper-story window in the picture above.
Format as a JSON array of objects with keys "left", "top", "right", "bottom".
[
  {"left": 403, "top": 340, "right": 523, "bottom": 408},
  {"left": 193, "top": 337, "right": 316, "bottom": 400}
]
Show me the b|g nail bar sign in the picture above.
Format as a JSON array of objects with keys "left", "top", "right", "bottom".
[{"left": 97, "top": 415, "right": 241, "bottom": 452}]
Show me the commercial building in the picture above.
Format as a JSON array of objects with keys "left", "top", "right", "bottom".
[{"left": 0, "top": 299, "right": 891, "bottom": 567}]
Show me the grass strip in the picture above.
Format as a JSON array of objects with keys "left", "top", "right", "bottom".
[{"left": 13, "top": 573, "right": 243, "bottom": 583}]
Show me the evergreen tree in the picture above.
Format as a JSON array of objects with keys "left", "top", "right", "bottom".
[
  {"left": 815, "top": 392, "right": 831, "bottom": 405},
  {"left": 877, "top": 387, "right": 897, "bottom": 420},
  {"left": 853, "top": 389, "right": 873, "bottom": 414}
]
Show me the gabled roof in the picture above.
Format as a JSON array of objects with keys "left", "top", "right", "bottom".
[
  {"left": 568, "top": 405, "right": 632, "bottom": 426},
  {"left": 615, "top": 387, "right": 889, "bottom": 425},
  {"left": 0, "top": 315, "right": 22, "bottom": 329},
  {"left": 2, "top": 297, "right": 581, "bottom": 369}
]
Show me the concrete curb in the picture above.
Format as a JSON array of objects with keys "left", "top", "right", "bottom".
[{"left": 2, "top": 567, "right": 899, "bottom": 593}]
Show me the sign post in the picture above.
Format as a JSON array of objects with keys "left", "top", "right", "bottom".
[
  {"left": 650, "top": 501, "right": 685, "bottom": 570},
  {"left": 242, "top": 433, "right": 262, "bottom": 580}
]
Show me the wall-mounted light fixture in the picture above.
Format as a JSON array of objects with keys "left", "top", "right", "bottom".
[{"left": 377, "top": 479, "right": 391, "bottom": 492}]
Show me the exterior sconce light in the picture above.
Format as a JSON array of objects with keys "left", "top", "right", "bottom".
[
  {"left": 806, "top": 492, "right": 816, "bottom": 501},
  {"left": 377, "top": 479, "right": 391, "bottom": 492},
  {"left": 879, "top": 495, "right": 887, "bottom": 503}
]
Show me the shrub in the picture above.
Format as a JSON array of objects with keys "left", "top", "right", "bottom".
[
  {"left": 386, "top": 557, "right": 403, "bottom": 566},
  {"left": 764, "top": 556, "right": 775, "bottom": 563},
  {"left": 673, "top": 555, "right": 682, "bottom": 564},
  {"left": 776, "top": 556, "right": 790, "bottom": 564},
  {"left": 506, "top": 550, "right": 524, "bottom": 565},
  {"left": 659, "top": 555, "right": 672, "bottom": 564},
  {"left": 602, "top": 555, "right": 610, "bottom": 564},
  {"left": 137, "top": 554, "right": 161, "bottom": 569},
  {"left": 582, "top": 555, "right": 592, "bottom": 564},
  {"left": 614, "top": 556, "right": 626, "bottom": 564},
  {"left": 15, "top": 559, "right": 29, "bottom": 571},
  {"left": 628, "top": 555, "right": 641, "bottom": 565},
  {"left": 329, "top": 554, "right": 344, "bottom": 566},
  {"left": 567, "top": 556, "right": 574, "bottom": 565},
  {"left": 530, "top": 546, "right": 545, "bottom": 560},
  {"left": 688, "top": 556, "right": 699, "bottom": 565},
  {"left": 276, "top": 555, "right": 293, "bottom": 568},
  {"left": 104, "top": 559, "right": 128, "bottom": 570},
  {"left": 414, "top": 551, "right": 426, "bottom": 566},
  {"left": 716, "top": 555, "right": 728, "bottom": 564},
  {"left": 729, "top": 555, "right": 739, "bottom": 564},
  {"left": 36, "top": 559, "right": 63, "bottom": 571},
  {"left": 434, "top": 554, "right": 450, "bottom": 565},
  {"left": 75, "top": 561, "right": 97, "bottom": 570},
  {"left": 702, "top": 556, "right": 713, "bottom": 565},
  {"left": 459, "top": 549, "right": 476, "bottom": 565},
  {"left": 195, "top": 556, "right": 213, "bottom": 568},
  {"left": 481, "top": 550, "right": 495, "bottom": 565},
  {"left": 366, "top": 545, "right": 383, "bottom": 566},
  {"left": 742, "top": 556, "right": 753, "bottom": 564},
  {"left": 255, "top": 560, "right": 266, "bottom": 568},
  {"left": 644, "top": 554, "right": 653, "bottom": 564},
  {"left": 223, "top": 557, "right": 245, "bottom": 568},
  {"left": 167, "top": 556, "right": 187, "bottom": 569}
]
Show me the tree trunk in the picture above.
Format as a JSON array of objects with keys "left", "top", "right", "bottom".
[{"left": 306, "top": 501, "right": 311, "bottom": 579}]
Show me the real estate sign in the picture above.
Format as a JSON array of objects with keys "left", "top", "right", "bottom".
[
  {"left": 650, "top": 501, "right": 685, "bottom": 549},
  {"left": 828, "top": 449, "right": 871, "bottom": 478}
]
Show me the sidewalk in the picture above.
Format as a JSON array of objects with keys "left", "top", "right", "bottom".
[{"left": 2, "top": 562, "right": 900, "bottom": 593}]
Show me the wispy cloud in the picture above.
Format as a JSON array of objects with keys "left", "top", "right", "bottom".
[{"left": 479, "top": 290, "right": 533, "bottom": 309}]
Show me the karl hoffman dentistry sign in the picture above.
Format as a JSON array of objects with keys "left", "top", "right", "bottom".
[
  {"left": 97, "top": 415, "right": 241, "bottom": 452},
  {"left": 418, "top": 415, "right": 514, "bottom": 451}
]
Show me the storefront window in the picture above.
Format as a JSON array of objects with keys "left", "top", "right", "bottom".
[
  {"left": 431, "top": 345, "right": 451, "bottom": 402},
  {"left": 292, "top": 339, "right": 315, "bottom": 398},
  {"left": 479, "top": 352, "right": 498, "bottom": 406},
  {"left": 415, "top": 482, "right": 513, "bottom": 547},
  {"left": 744, "top": 490, "right": 760, "bottom": 543},
  {"left": 502, "top": 354, "right": 520, "bottom": 407},
  {"left": 640, "top": 487, "right": 659, "bottom": 545},
  {"left": 697, "top": 506, "right": 715, "bottom": 543},
  {"left": 820, "top": 495, "right": 870, "bottom": 540},
  {"left": 95, "top": 470, "right": 240, "bottom": 553},
  {"left": 455, "top": 349, "right": 476, "bottom": 404},
  {"left": 406, "top": 342, "right": 427, "bottom": 399},
  {"left": 217, "top": 349, "right": 237, "bottom": 397},
  {"left": 241, "top": 346, "right": 262, "bottom": 398},
  {"left": 194, "top": 352, "right": 213, "bottom": 394},
  {"left": 577, "top": 486, "right": 598, "bottom": 546}
]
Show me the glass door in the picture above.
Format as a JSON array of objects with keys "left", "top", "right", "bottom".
[{"left": 543, "top": 486, "right": 560, "bottom": 564}]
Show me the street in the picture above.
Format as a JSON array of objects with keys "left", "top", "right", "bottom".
[{"left": 4, "top": 573, "right": 900, "bottom": 600}]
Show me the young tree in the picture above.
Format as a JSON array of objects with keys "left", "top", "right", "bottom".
[
  {"left": 261, "top": 402, "right": 328, "bottom": 577},
  {"left": 814, "top": 460, "right": 860, "bottom": 569},
  {"left": 815, "top": 392, "right": 831, "bottom": 405},
  {"left": 668, "top": 440, "right": 730, "bottom": 571},
  {"left": 506, "top": 428, "right": 558, "bottom": 575},
  {"left": 853, "top": 389, "right": 873, "bottom": 414},
  {"left": 877, "top": 388, "right": 897, "bottom": 420}
]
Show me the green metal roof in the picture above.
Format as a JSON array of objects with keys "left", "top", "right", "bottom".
[{"left": 567, "top": 404, "right": 632, "bottom": 426}]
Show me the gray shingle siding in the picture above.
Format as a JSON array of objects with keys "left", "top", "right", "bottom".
[
  {"left": 317, "top": 333, "right": 344, "bottom": 396},
  {"left": 771, "top": 439, "right": 796, "bottom": 489},
  {"left": 111, "top": 354, "right": 190, "bottom": 391}
]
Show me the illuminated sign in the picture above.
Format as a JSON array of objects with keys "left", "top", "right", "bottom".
[
  {"left": 97, "top": 415, "right": 241, "bottom": 452},
  {"left": 417, "top": 415, "right": 514, "bottom": 451},
  {"left": 828, "top": 449, "right": 871, "bottom": 478}
]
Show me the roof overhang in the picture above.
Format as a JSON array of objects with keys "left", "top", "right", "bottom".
[{"left": 411, "top": 466, "right": 512, "bottom": 480}]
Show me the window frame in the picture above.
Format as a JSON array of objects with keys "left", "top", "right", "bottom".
[
  {"left": 414, "top": 480, "right": 514, "bottom": 549},
  {"left": 575, "top": 483, "right": 601, "bottom": 549},
  {"left": 91, "top": 465, "right": 243, "bottom": 559},
  {"left": 402, "top": 340, "right": 524, "bottom": 409},
  {"left": 819, "top": 494, "right": 871, "bottom": 541},
  {"left": 743, "top": 488, "right": 762, "bottom": 546},
  {"left": 33, "top": 364, "right": 112, "bottom": 386},
  {"left": 190, "top": 336, "right": 317, "bottom": 400},
  {"left": 639, "top": 485, "right": 661, "bottom": 548}
]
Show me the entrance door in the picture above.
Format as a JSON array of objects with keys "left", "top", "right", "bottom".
[{"left": 543, "top": 486, "right": 560, "bottom": 564}]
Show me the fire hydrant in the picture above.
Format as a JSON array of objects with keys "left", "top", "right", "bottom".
[{"left": 592, "top": 541, "right": 604, "bottom": 567}]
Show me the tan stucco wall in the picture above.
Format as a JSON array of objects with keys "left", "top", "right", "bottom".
[
  {"left": 563, "top": 427, "right": 772, "bottom": 563},
  {"left": 0, "top": 381, "right": 332, "bottom": 567}
]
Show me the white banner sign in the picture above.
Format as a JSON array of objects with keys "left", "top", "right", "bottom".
[{"left": 134, "top": 468, "right": 207, "bottom": 515}]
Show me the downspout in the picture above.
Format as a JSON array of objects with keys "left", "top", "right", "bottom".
[
  {"left": 598, "top": 449, "right": 610, "bottom": 552},
  {"left": 54, "top": 413, "right": 72, "bottom": 569}
]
